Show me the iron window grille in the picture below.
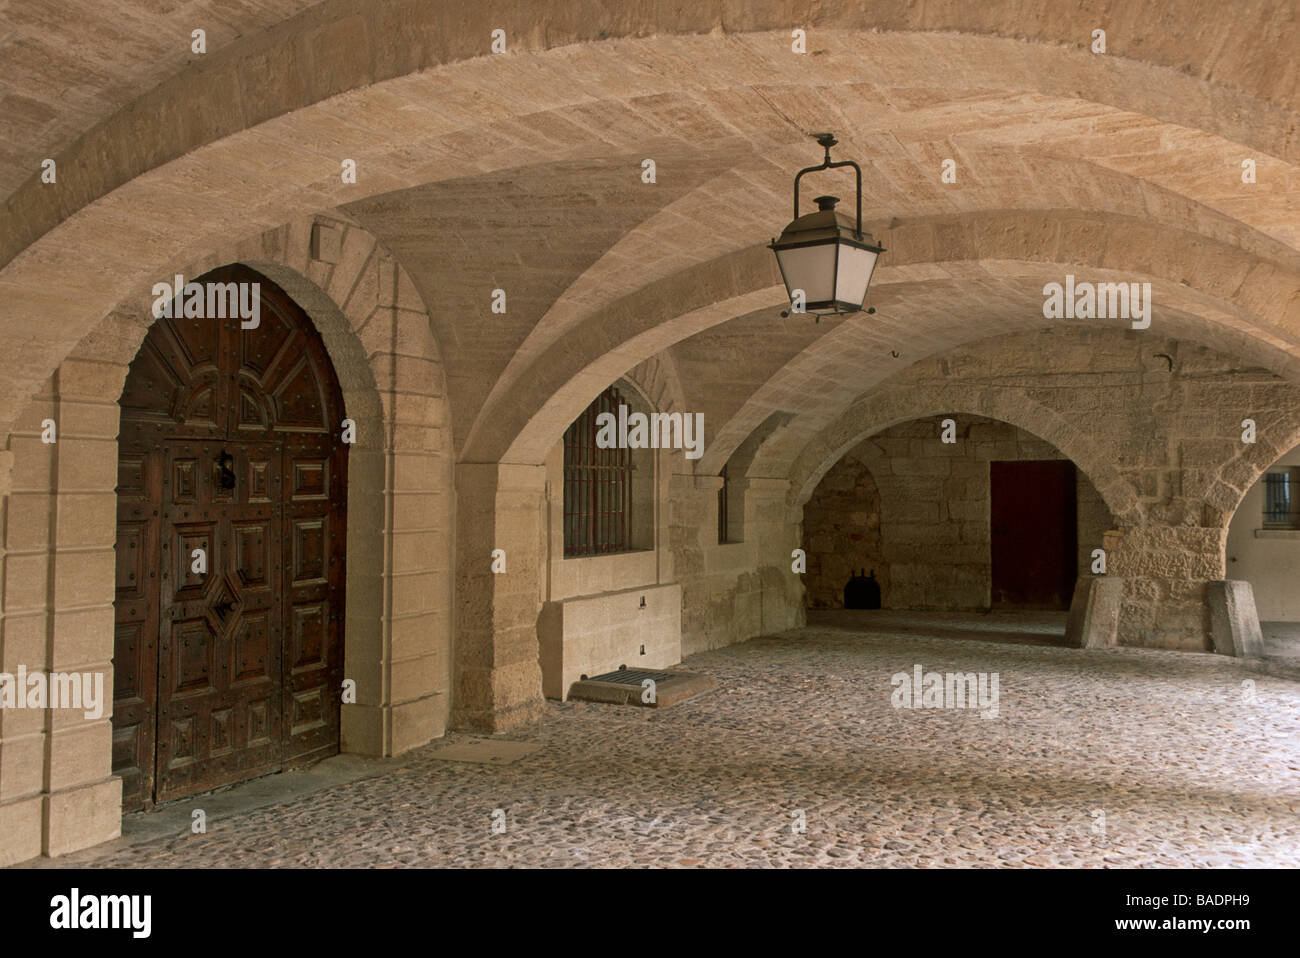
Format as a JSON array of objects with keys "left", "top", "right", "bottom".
[
  {"left": 564, "top": 385, "right": 632, "bottom": 556},
  {"left": 1263, "top": 468, "right": 1300, "bottom": 528}
]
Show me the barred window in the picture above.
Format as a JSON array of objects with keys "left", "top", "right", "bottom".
[
  {"left": 564, "top": 386, "right": 631, "bottom": 556},
  {"left": 1263, "top": 467, "right": 1300, "bottom": 528}
]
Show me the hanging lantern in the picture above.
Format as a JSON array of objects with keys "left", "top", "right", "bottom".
[{"left": 770, "top": 133, "right": 885, "bottom": 316}]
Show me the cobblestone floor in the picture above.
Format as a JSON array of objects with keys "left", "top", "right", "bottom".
[{"left": 26, "top": 612, "right": 1300, "bottom": 868}]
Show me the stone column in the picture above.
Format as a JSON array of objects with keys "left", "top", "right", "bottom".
[
  {"left": 0, "top": 430, "right": 45, "bottom": 867},
  {"left": 0, "top": 369, "right": 122, "bottom": 865},
  {"left": 1206, "top": 580, "right": 1265, "bottom": 658},
  {"left": 1109, "top": 524, "right": 1236, "bottom": 651},
  {"left": 748, "top": 477, "right": 804, "bottom": 634},
  {"left": 453, "top": 462, "right": 546, "bottom": 732},
  {"left": 669, "top": 473, "right": 713, "bottom": 655}
]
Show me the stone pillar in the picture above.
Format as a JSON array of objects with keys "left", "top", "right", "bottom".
[
  {"left": 0, "top": 430, "right": 44, "bottom": 867},
  {"left": 0, "top": 370, "right": 121, "bottom": 866},
  {"left": 748, "top": 477, "right": 804, "bottom": 634},
  {"left": 1109, "top": 525, "right": 1225, "bottom": 650},
  {"left": 453, "top": 462, "right": 546, "bottom": 732},
  {"left": 341, "top": 290, "right": 454, "bottom": 756},
  {"left": 670, "top": 472, "right": 712, "bottom": 654}
]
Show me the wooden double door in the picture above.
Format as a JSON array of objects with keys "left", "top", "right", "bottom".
[{"left": 112, "top": 265, "right": 347, "bottom": 810}]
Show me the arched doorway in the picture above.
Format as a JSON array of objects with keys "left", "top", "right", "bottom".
[
  {"left": 1225, "top": 441, "right": 1300, "bottom": 623},
  {"left": 799, "top": 415, "right": 1113, "bottom": 612},
  {"left": 111, "top": 264, "right": 348, "bottom": 810}
]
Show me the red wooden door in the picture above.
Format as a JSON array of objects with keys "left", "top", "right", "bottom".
[
  {"left": 990, "top": 460, "right": 1078, "bottom": 609},
  {"left": 112, "top": 264, "right": 346, "bottom": 810}
]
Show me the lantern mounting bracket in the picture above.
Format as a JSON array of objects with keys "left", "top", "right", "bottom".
[{"left": 794, "top": 132, "right": 863, "bottom": 239}]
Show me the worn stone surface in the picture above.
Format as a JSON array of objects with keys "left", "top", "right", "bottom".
[
  {"left": 1065, "top": 577, "right": 1123, "bottom": 649},
  {"left": 20, "top": 614, "right": 1300, "bottom": 869},
  {"left": 1208, "top": 580, "right": 1266, "bottom": 658}
]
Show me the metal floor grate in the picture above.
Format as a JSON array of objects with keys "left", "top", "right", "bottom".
[{"left": 585, "top": 668, "right": 680, "bottom": 686}]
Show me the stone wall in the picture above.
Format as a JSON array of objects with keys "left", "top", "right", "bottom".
[
  {"left": 539, "top": 584, "right": 681, "bottom": 699},
  {"left": 802, "top": 458, "right": 884, "bottom": 609},
  {"left": 674, "top": 474, "right": 804, "bottom": 657}
]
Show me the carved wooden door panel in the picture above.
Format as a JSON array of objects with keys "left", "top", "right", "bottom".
[
  {"left": 281, "top": 433, "right": 345, "bottom": 765},
  {"left": 154, "top": 440, "right": 283, "bottom": 803},
  {"left": 112, "top": 446, "right": 163, "bottom": 809}
]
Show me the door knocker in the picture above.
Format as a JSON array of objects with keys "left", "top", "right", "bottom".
[{"left": 217, "top": 451, "right": 236, "bottom": 490}]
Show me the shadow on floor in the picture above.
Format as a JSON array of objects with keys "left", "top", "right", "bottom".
[
  {"left": 806, "top": 609, "right": 1070, "bottom": 649},
  {"left": 1261, "top": 622, "right": 1300, "bottom": 670}
]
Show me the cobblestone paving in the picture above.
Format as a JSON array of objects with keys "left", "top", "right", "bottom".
[{"left": 32, "top": 613, "right": 1300, "bottom": 868}]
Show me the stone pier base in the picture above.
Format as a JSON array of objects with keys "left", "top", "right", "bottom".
[
  {"left": 1065, "top": 576, "right": 1122, "bottom": 648},
  {"left": 1207, "top": 580, "right": 1265, "bottom": 658}
]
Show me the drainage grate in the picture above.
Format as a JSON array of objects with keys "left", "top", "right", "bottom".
[{"left": 585, "top": 668, "right": 679, "bottom": 686}]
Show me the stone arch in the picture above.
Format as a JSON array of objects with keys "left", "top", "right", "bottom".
[
  {"left": 6, "top": 20, "right": 1298, "bottom": 447},
  {"left": 8, "top": 5, "right": 1295, "bottom": 273},
  {"left": 622, "top": 352, "right": 689, "bottom": 423},
  {"left": 1210, "top": 411, "right": 1300, "bottom": 528},
  {"left": 481, "top": 209, "right": 1299, "bottom": 471},
  {"left": 112, "top": 262, "right": 354, "bottom": 808},
  {"left": 543, "top": 354, "right": 687, "bottom": 563},
  {"left": 536, "top": 355, "right": 687, "bottom": 699},
  {"left": 787, "top": 385, "right": 1139, "bottom": 526},
  {"left": 0, "top": 210, "right": 454, "bottom": 852},
  {"left": 801, "top": 414, "right": 1116, "bottom": 611},
  {"left": 1223, "top": 434, "right": 1300, "bottom": 622}
]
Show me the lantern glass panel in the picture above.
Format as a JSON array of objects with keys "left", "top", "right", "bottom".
[
  {"left": 834, "top": 244, "right": 879, "bottom": 310},
  {"left": 775, "top": 241, "right": 837, "bottom": 305}
]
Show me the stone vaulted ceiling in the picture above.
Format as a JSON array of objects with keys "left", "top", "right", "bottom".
[{"left": 2, "top": 0, "right": 1298, "bottom": 480}]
